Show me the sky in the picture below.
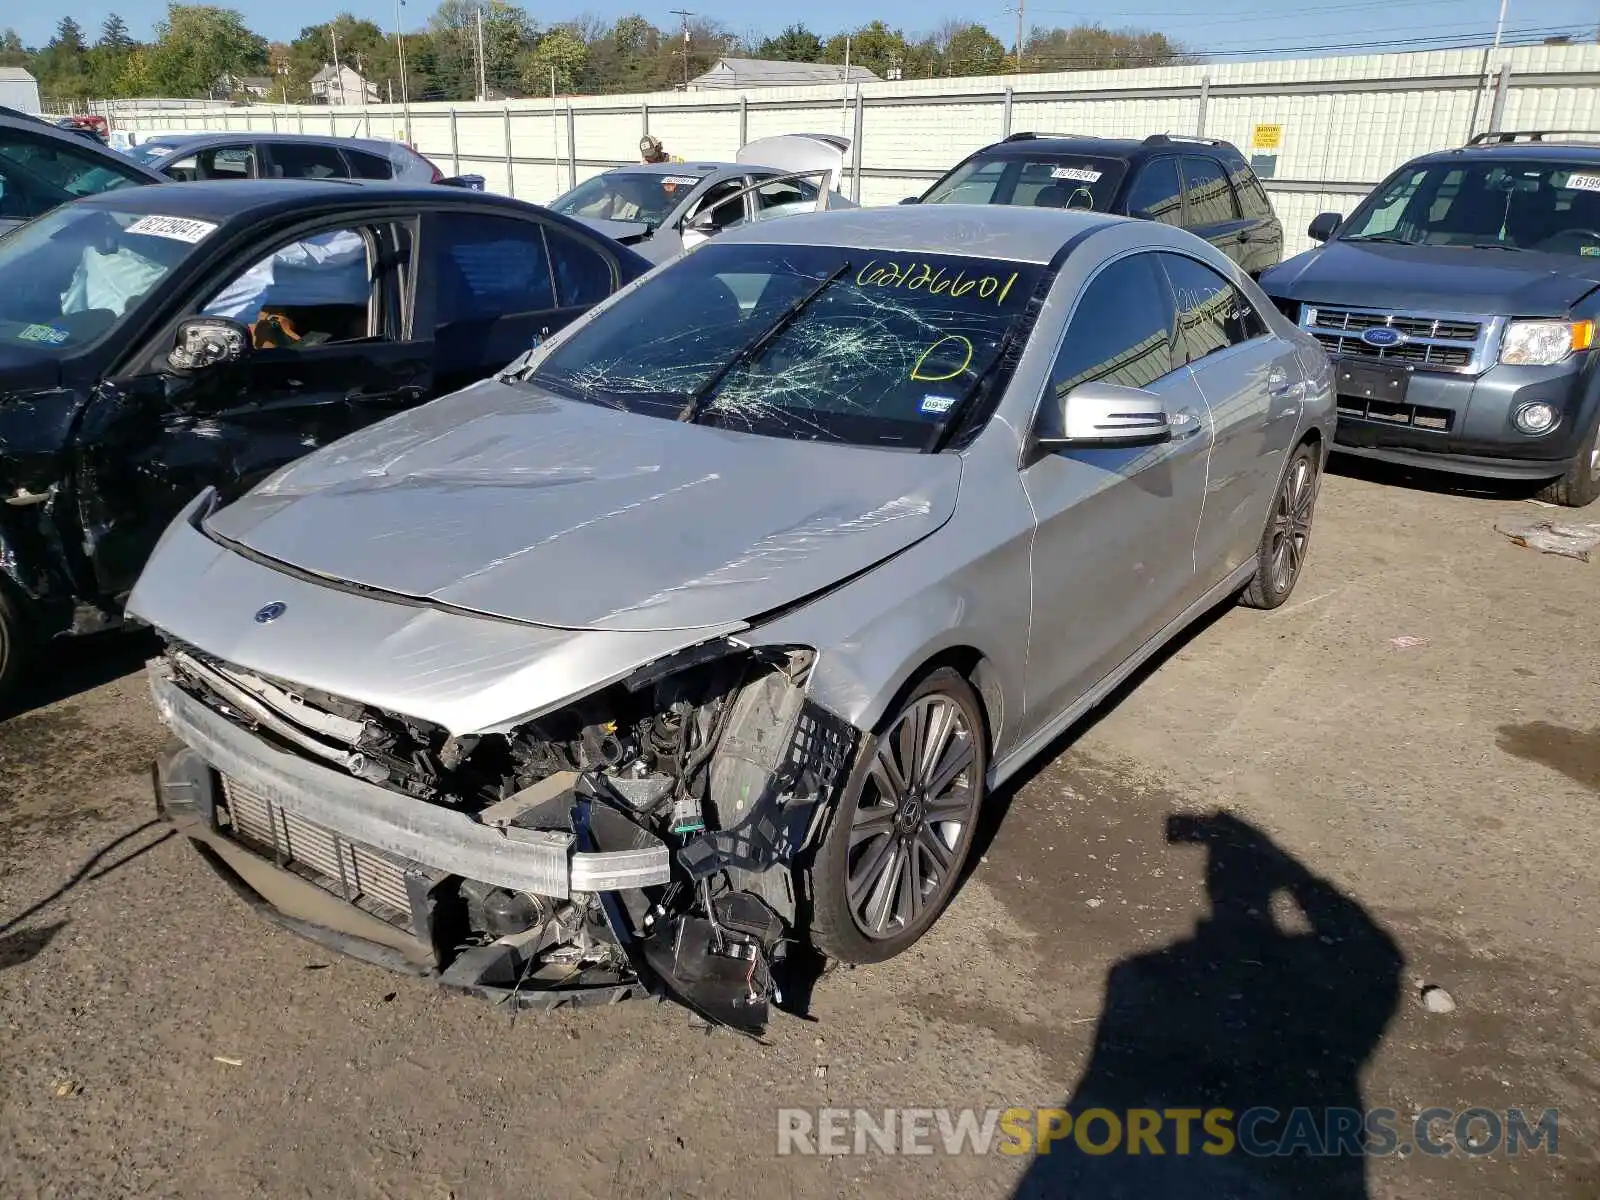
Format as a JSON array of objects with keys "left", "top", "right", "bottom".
[{"left": 7, "top": 0, "right": 1596, "bottom": 60}]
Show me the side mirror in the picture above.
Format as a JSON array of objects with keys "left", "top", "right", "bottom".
[
  {"left": 1036, "top": 381, "right": 1171, "bottom": 448},
  {"left": 899, "top": 196, "right": 919, "bottom": 205},
  {"left": 680, "top": 210, "right": 718, "bottom": 252},
  {"left": 1307, "top": 212, "right": 1343, "bottom": 243},
  {"left": 167, "top": 317, "right": 250, "bottom": 374},
  {"left": 437, "top": 174, "right": 486, "bottom": 190}
]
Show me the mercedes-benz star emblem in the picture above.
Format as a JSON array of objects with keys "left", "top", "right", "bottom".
[{"left": 254, "top": 602, "right": 287, "bottom": 624}]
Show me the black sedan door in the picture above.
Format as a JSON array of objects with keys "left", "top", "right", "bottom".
[
  {"left": 76, "top": 215, "right": 431, "bottom": 600},
  {"left": 420, "top": 208, "right": 637, "bottom": 395}
]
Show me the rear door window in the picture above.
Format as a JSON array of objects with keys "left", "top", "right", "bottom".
[
  {"left": 344, "top": 150, "right": 394, "bottom": 179},
  {"left": 1181, "top": 156, "right": 1240, "bottom": 227},
  {"left": 1158, "top": 252, "right": 1266, "bottom": 363},
  {"left": 545, "top": 225, "right": 616, "bottom": 308},
  {"left": 432, "top": 211, "right": 558, "bottom": 327},
  {"left": 1221, "top": 151, "right": 1273, "bottom": 220},
  {"left": 265, "top": 142, "right": 349, "bottom": 180},
  {"left": 1124, "top": 158, "right": 1184, "bottom": 225}
]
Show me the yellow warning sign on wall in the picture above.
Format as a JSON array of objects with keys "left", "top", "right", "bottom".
[{"left": 1251, "top": 123, "right": 1283, "bottom": 151}]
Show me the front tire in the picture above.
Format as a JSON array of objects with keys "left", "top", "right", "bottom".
[
  {"left": 1241, "top": 441, "right": 1320, "bottom": 610},
  {"left": 806, "top": 667, "right": 987, "bottom": 965},
  {"left": 1537, "top": 417, "right": 1600, "bottom": 508}
]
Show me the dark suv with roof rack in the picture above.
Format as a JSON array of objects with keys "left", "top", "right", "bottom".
[
  {"left": 910, "top": 132, "right": 1283, "bottom": 278},
  {"left": 1260, "top": 130, "right": 1600, "bottom": 507}
]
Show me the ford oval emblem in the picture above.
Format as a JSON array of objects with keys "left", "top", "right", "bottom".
[
  {"left": 1361, "top": 326, "right": 1405, "bottom": 348},
  {"left": 254, "top": 602, "right": 287, "bottom": 624}
]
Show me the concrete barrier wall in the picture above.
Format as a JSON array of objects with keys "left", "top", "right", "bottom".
[{"left": 112, "top": 42, "right": 1600, "bottom": 257}]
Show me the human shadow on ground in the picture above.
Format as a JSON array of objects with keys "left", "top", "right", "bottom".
[{"left": 1014, "top": 811, "right": 1404, "bottom": 1200}]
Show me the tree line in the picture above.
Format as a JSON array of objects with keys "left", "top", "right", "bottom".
[{"left": 2, "top": 2, "right": 1189, "bottom": 106}]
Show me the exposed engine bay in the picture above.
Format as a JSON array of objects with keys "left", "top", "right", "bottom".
[{"left": 152, "top": 638, "right": 858, "bottom": 1036}]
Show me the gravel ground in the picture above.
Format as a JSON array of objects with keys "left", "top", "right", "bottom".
[{"left": 1, "top": 461, "right": 1597, "bottom": 1199}]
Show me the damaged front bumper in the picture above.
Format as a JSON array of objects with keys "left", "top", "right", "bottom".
[{"left": 148, "top": 658, "right": 855, "bottom": 1032}]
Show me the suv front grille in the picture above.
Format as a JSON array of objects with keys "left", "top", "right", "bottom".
[{"left": 1303, "top": 305, "right": 1488, "bottom": 374}]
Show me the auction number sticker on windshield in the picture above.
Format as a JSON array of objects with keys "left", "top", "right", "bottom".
[
  {"left": 17, "top": 323, "right": 70, "bottom": 345},
  {"left": 663, "top": 175, "right": 702, "bottom": 186},
  {"left": 125, "top": 215, "right": 219, "bottom": 243},
  {"left": 1565, "top": 173, "right": 1600, "bottom": 193},
  {"left": 1051, "top": 166, "right": 1102, "bottom": 183}
]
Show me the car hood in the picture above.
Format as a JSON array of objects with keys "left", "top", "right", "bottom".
[
  {"left": 1262, "top": 240, "right": 1600, "bottom": 316},
  {"left": 0, "top": 343, "right": 63, "bottom": 395},
  {"left": 570, "top": 216, "right": 656, "bottom": 246},
  {"left": 204, "top": 379, "right": 961, "bottom": 633}
]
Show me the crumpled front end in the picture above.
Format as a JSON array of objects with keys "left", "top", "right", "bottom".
[{"left": 147, "top": 629, "right": 858, "bottom": 1035}]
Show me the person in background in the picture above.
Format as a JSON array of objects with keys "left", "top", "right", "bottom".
[{"left": 639, "top": 135, "right": 683, "bottom": 164}]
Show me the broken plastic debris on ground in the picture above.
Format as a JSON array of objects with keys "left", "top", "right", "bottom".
[{"left": 1495, "top": 519, "right": 1600, "bottom": 562}]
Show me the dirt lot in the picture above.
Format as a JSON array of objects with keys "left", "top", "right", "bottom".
[{"left": 1, "top": 461, "right": 1597, "bottom": 1200}]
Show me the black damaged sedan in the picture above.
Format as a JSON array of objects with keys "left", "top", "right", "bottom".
[{"left": 0, "top": 180, "right": 650, "bottom": 699}]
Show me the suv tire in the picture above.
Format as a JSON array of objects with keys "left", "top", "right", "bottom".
[{"left": 1537, "top": 417, "right": 1600, "bottom": 508}]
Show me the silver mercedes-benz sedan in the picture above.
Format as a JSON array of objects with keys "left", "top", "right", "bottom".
[{"left": 128, "top": 206, "right": 1334, "bottom": 1032}]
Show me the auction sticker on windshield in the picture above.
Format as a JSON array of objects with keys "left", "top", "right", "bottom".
[
  {"left": 17, "top": 323, "right": 70, "bottom": 345},
  {"left": 1051, "top": 167, "right": 1102, "bottom": 183},
  {"left": 125, "top": 215, "right": 219, "bottom": 243},
  {"left": 1564, "top": 173, "right": 1600, "bottom": 193},
  {"left": 664, "top": 175, "right": 702, "bottom": 187}
]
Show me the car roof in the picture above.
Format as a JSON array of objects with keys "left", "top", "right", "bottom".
[
  {"left": 69, "top": 178, "right": 541, "bottom": 220},
  {"left": 715, "top": 204, "right": 1125, "bottom": 264},
  {"left": 973, "top": 134, "right": 1239, "bottom": 162},
  {"left": 605, "top": 162, "right": 725, "bottom": 176},
  {"left": 1415, "top": 141, "right": 1600, "bottom": 165},
  {"left": 141, "top": 130, "right": 415, "bottom": 155}
]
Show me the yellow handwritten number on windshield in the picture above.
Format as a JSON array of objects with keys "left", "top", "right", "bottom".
[{"left": 911, "top": 334, "right": 974, "bottom": 382}]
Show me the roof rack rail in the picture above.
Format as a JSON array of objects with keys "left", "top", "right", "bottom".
[
  {"left": 1466, "top": 129, "right": 1600, "bottom": 145},
  {"left": 1002, "top": 131, "right": 1096, "bottom": 142},
  {"left": 1142, "top": 132, "right": 1227, "bottom": 147}
]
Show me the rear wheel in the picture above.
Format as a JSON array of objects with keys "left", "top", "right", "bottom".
[
  {"left": 1536, "top": 417, "right": 1600, "bottom": 508},
  {"left": 806, "top": 667, "right": 986, "bottom": 965},
  {"left": 1241, "top": 441, "right": 1320, "bottom": 610}
]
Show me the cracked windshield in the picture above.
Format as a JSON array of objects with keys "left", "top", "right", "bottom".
[
  {"left": 547, "top": 169, "right": 713, "bottom": 225},
  {"left": 527, "top": 243, "right": 1042, "bottom": 448}
]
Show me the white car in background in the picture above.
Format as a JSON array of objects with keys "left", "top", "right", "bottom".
[{"left": 548, "top": 133, "right": 858, "bottom": 263}]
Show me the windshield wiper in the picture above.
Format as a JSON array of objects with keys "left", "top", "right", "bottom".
[
  {"left": 1341, "top": 235, "right": 1415, "bottom": 245},
  {"left": 677, "top": 261, "right": 850, "bottom": 424},
  {"left": 1463, "top": 242, "right": 1529, "bottom": 252},
  {"left": 924, "top": 324, "right": 1023, "bottom": 454}
]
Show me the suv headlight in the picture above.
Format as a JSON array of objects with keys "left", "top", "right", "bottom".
[{"left": 1499, "top": 319, "right": 1594, "bottom": 366}]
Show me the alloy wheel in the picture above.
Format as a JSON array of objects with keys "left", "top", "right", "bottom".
[
  {"left": 1268, "top": 455, "right": 1317, "bottom": 595},
  {"left": 845, "top": 694, "right": 978, "bottom": 939}
]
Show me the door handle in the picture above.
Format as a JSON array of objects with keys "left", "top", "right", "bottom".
[{"left": 346, "top": 384, "right": 426, "bottom": 406}]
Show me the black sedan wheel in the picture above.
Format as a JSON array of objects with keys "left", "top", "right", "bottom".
[{"left": 807, "top": 667, "right": 986, "bottom": 964}]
